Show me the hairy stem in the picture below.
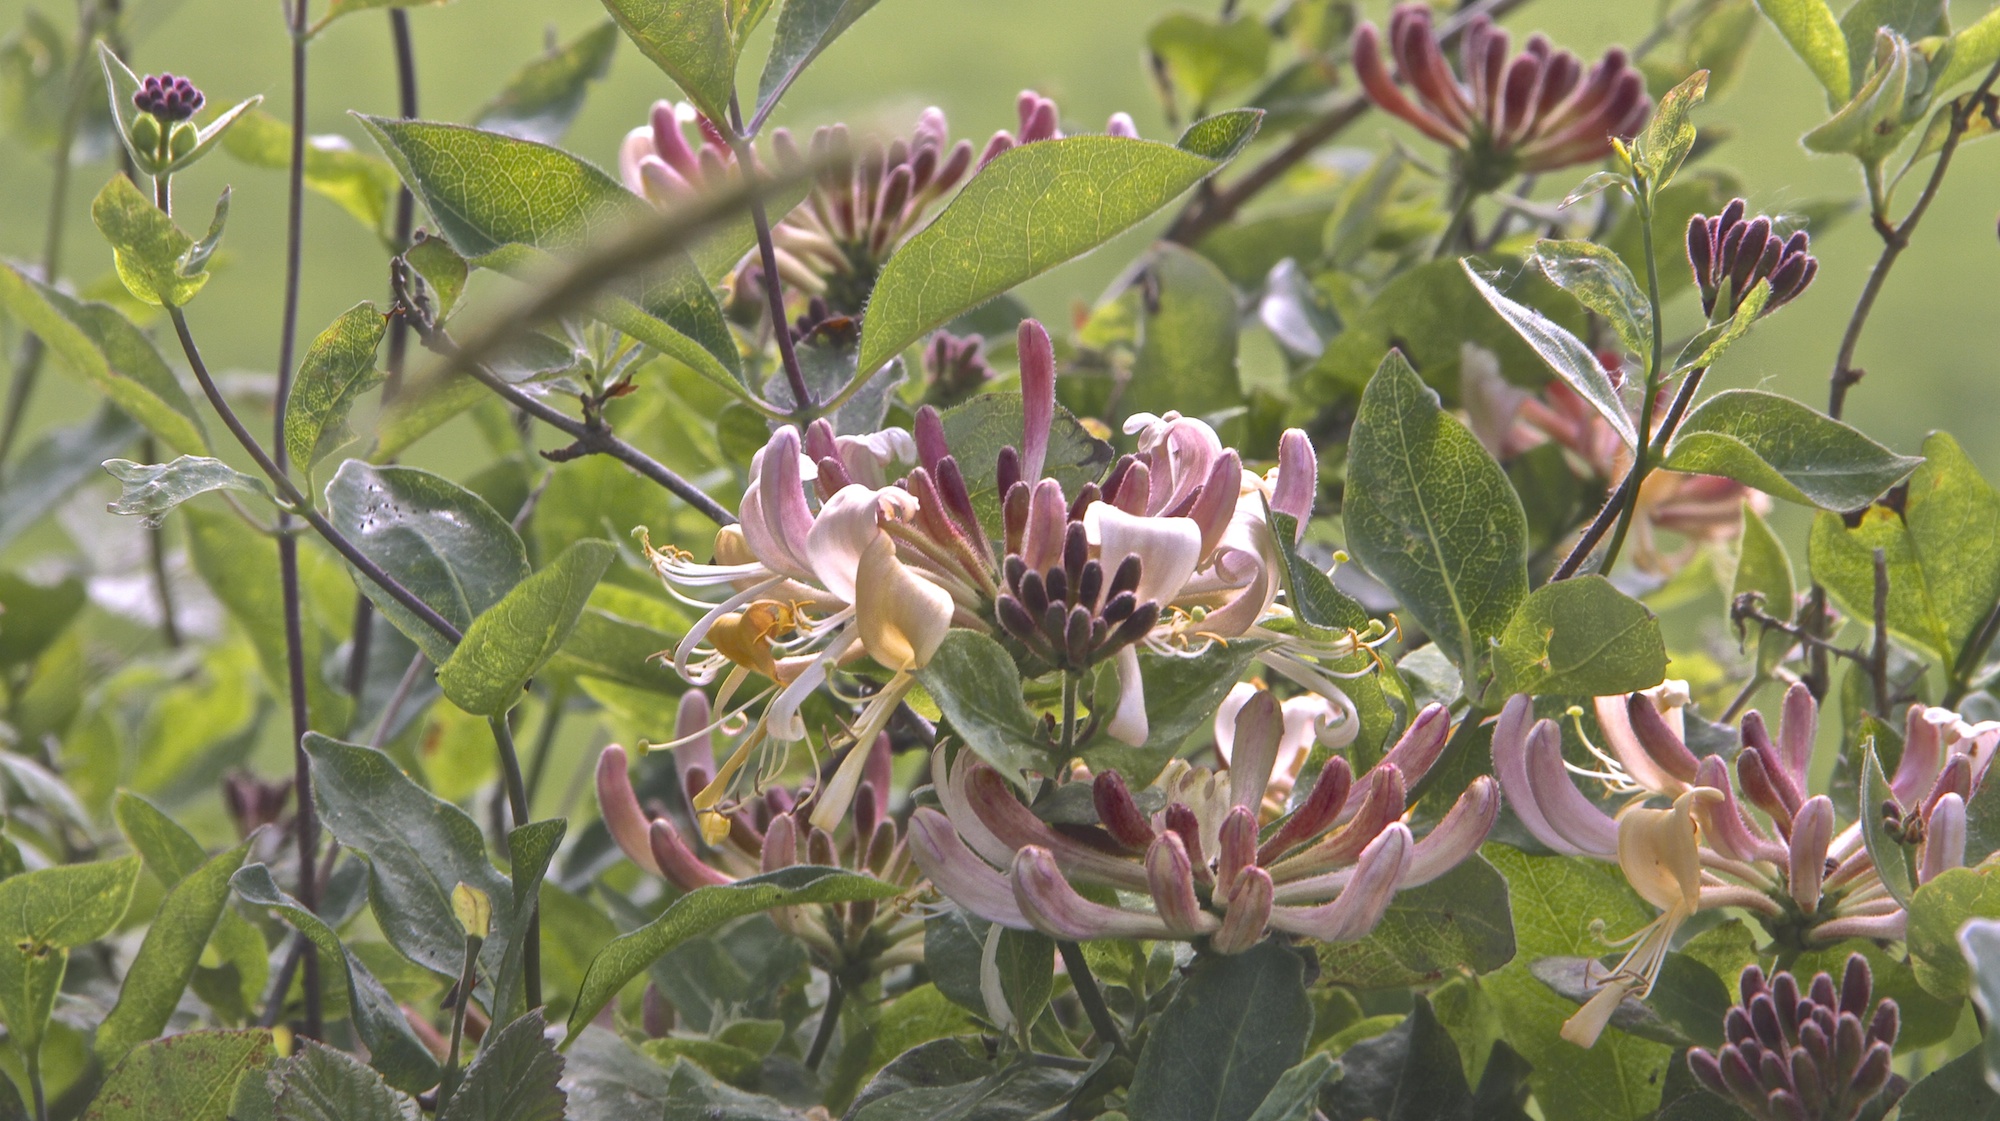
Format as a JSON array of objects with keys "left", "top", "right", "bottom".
[
  {"left": 726, "top": 92, "right": 813, "bottom": 413},
  {"left": 488, "top": 715, "right": 541, "bottom": 1009},
  {"left": 1828, "top": 60, "right": 2000, "bottom": 419}
]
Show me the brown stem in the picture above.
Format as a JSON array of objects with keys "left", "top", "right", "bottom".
[
  {"left": 1869, "top": 547, "right": 1891, "bottom": 717},
  {"left": 725, "top": 92, "right": 813, "bottom": 413},
  {"left": 1552, "top": 366, "right": 1708, "bottom": 581}
]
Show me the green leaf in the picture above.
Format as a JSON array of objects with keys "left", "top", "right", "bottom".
[
  {"left": 266, "top": 1040, "right": 422, "bottom": 1121},
  {"left": 221, "top": 109, "right": 402, "bottom": 242},
  {"left": 1321, "top": 996, "right": 1470, "bottom": 1121},
  {"left": 474, "top": 22, "right": 620, "bottom": 144},
  {"left": 1247, "top": 1054, "right": 1341, "bottom": 1121},
  {"left": 913, "top": 630, "right": 1055, "bottom": 779},
  {"left": 1114, "top": 243, "right": 1243, "bottom": 419},
  {"left": 1529, "top": 240, "right": 1653, "bottom": 371},
  {"left": 856, "top": 110, "right": 1261, "bottom": 377},
  {"left": 300, "top": 734, "right": 515, "bottom": 989},
  {"left": 938, "top": 394, "right": 1112, "bottom": 534},
  {"left": 1493, "top": 576, "right": 1668, "bottom": 698},
  {"left": 440, "top": 1009, "right": 565, "bottom": 1121},
  {"left": 1532, "top": 953, "right": 1731, "bottom": 1049},
  {"left": 1935, "top": 6, "right": 2000, "bottom": 91},
  {"left": 1902, "top": 88, "right": 2000, "bottom": 171},
  {"left": 1344, "top": 349, "right": 1528, "bottom": 670},
  {"left": 1803, "top": 30, "right": 1920, "bottom": 160},
  {"left": 436, "top": 539, "right": 615, "bottom": 715},
  {"left": 1732, "top": 501, "right": 1796, "bottom": 675},
  {"left": 230, "top": 863, "right": 442, "bottom": 1093},
  {"left": 1464, "top": 259, "right": 1637, "bottom": 449},
  {"left": 988, "top": 928, "right": 1054, "bottom": 1034},
  {"left": 1899, "top": 1045, "right": 2000, "bottom": 1119},
  {"left": 405, "top": 235, "right": 468, "bottom": 321},
  {"left": 0, "top": 856, "right": 141, "bottom": 1055},
  {"left": 1662, "top": 389, "right": 1922, "bottom": 511},
  {"left": 1268, "top": 509, "right": 1370, "bottom": 637},
  {"left": 1632, "top": 69, "right": 1709, "bottom": 188},
  {"left": 104, "top": 456, "right": 269, "bottom": 525},
  {"left": 1316, "top": 855, "right": 1516, "bottom": 989},
  {"left": 1147, "top": 12, "right": 1272, "bottom": 111},
  {"left": 1752, "top": 0, "right": 1852, "bottom": 100},
  {"left": 490, "top": 819, "right": 567, "bottom": 1024},
  {"left": 356, "top": 117, "right": 741, "bottom": 389},
  {"left": 563, "top": 866, "right": 903, "bottom": 1044},
  {"left": 1960, "top": 918, "right": 2000, "bottom": 1097},
  {"left": 286, "top": 304, "right": 385, "bottom": 477},
  {"left": 185, "top": 506, "right": 353, "bottom": 734},
  {"left": 0, "top": 263, "right": 208, "bottom": 452},
  {"left": 754, "top": 0, "right": 884, "bottom": 126},
  {"left": 1838, "top": 0, "right": 1948, "bottom": 97},
  {"left": 308, "top": 0, "right": 448, "bottom": 37},
  {"left": 1483, "top": 847, "right": 1673, "bottom": 1121},
  {"left": 0, "top": 407, "right": 140, "bottom": 553},
  {"left": 96, "top": 838, "right": 251, "bottom": 1063},
  {"left": 600, "top": 0, "right": 737, "bottom": 125},
  {"left": 324, "top": 461, "right": 531, "bottom": 664},
  {"left": 90, "top": 173, "right": 211, "bottom": 306},
  {"left": 83, "top": 1030, "right": 272, "bottom": 1121},
  {"left": 1126, "top": 941, "right": 1312, "bottom": 1121},
  {"left": 1809, "top": 432, "right": 2000, "bottom": 667},
  {"left": 0, "top": 573, "right": 86, "bottom": 669},
  {"left": 1906, "top": 865, "right": 2000, "bottom": 1001},
  {"left": 1860, "top": 740, "right": 1916, "bottom": 907}
]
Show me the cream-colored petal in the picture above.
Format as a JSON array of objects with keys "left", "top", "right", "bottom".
[{"left": 854, "top": 534, "right": 954, "bottom": 671}]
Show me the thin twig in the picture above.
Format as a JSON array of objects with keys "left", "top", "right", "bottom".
[
  {"left": 139, "top": 435, "right": 183, "bottom": 647},
  {"left": 369, "top": 652, "right": 428, "bottom": 749},
  {"left": 804, "top": 975, "right": 845, "bottom": 1070},
  {"left": 1731, "top": 594, "right": 1868, "bottom": 666},
  {"left": 1948, "top": 600, "right": 2000, "bottom": 707},
  {"left": 1869, "top": 547, "right": 1891, "bottom": 717},
  {"left": 726, "top": 91, "right": 813, "bottom": 413},
  {"left": 1828, "top": 59, "right": 2000, "bottom": 419},
  {"left": 167, "top": 307, "right": 466, "bottom": 643},
  {"left": 1057, "top": 941, "right": 1125, "bottom": 1054},
  {"left": 1552, "top": 366, "right": 1708, "bottom": 581},
  {"left": 488, "top": 716, "right": 540, "bottom": 1010},
  {"left": 520, "top": 685, "right": 566, "bottom": 811},
  {"left": 1161, "top": 0, "right": 1531, "bottom": 246}
]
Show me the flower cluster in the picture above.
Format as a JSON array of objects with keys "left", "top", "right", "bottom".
[
  {"left": 1351, "top": 4, "right": 1649, "bottom": 188},
  {"left": 596, "top": 691, "right": 923, "bottom": 975},
  {"left": 908, "top": 693, "right": 1497, "bottom": 952},
  {"left": 1687, "top": 956, "right": 1902, "bottom": 1121},
  {"left": 133, "top": 73, "right": 205, "bottom": 121},
  {"left": 1688, "top": 200, "right": 1820, "bottom": 320},
  {"left": 649, "top": 318, "right": 1364, "bottom": 837},
  {"left": 1494, "top": 686, "right": 1995, "bottom": 1047}
]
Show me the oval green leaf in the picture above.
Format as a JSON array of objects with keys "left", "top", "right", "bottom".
[
  {"left": 437, "top": 539, "right": 616, "bottom": 716},
  {"left": 1662, "top": 389, "right": 1923, "bottom": 511}
]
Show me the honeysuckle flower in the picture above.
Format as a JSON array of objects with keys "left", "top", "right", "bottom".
[
  {"left": 976, "top": 89, "right": 1141, "bottom": 170},
  {"left": 134, "top": 73, "right": 204, "bottom": 121},
  {"left": 1351, "top": 4, "right": 1649, "bottom": 190},
  {"left": 909, "top": 696, "right": 1497, "bottom": 952},
  {"left": 1686, "top": 956, "right": 1902, "bottom": 1121},
  {"left": 1687, "top": 200, "right": 1820, "bottom": 320},
  {"left": 1498, "top": 686, "right": 1995, "bottom": 1048},
  {"left": 1214, "top": 683, "right": 1360, "bottom": 816},
  {"left": 594, "top": 696, "right": 923, "bottom": 975}
]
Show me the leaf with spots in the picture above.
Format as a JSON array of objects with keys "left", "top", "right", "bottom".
[
  {"left": 437, "top": 539, "right": 616, "bottom": 716},
  {"left": 83, "top": 1030, "right": 272, "bottom": 1121},
  {"left": 285, "top": 303, "right": 385, "bottom": 478}
]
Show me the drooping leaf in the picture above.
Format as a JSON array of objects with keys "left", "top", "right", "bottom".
[
  {"left": 1493, "top": 576, "right": 1668, "bottom": 698},
  {"left": 1125, "top": 941, "right": 1312, "bottom": 1121},
  {"left": 914, "top": 630, "right": 1055, "bottom": 779},
  {"left": 436, "top": 539, "right": 615, "bottom": 715},
  {"left": 1317, "top": 855, "right": 1517, "bottom": 990},
  {"left": 856, "top": 110, "right": 1261, "bottom": 377},
  {"left": 230, "top": 864, "right": 442, "bottom": 1093},
  {"left": 1752, "top": 0, "right": 1852, "bottom": 100},
  {"left": 753, "top": 0, "right": 884, "bottom": 126},
  {"left": 439, "top": 1010, "right": 565, "bottom": 1121},
  {"left": 474, "top": 22, "right": 620, "bottom": 144},
  {"left": 1268, "top": 509, "right": 1370, "bottom": 637},
  {"left": 1528, "top": 240, "right": 1653, "bottom": 371},
  {"left": 1247, "top": 1054, "right": 1343, "bottom": 1121},
  {"left": 1837, "top": 0, "right": 1948, "bottom": 100},
  {"left": 1935, "top": 6, "right": 2000, "bottom": 91},
  {"left": 324, "top": 460, "right": 531, "bottom": 664},
  {"left": 266, "top": 1040, "right": 422, "bottom": 1121},
  {"left": 221, "top": 109, "right": 402, "bottom": 241},
  {"left": 286, "top": 304, "right": 386, "bottom": 477},
  {"left": 0, "top": 857, "right": 141, "bottom": 1057},
  {"left": 1464, "top": 260, "right": 1636, "bottom": 449},
  {"left": 1897, "top": 1045, "right": 2000, "bottom": 1119},
  {"left": 0, "top": 573, "right": 86, "bottom": 669},
  {"left": 1809, "top": 432, "right": 2000, "bottom": 667},
  {"left": 103, "top": 456, "right": 269, "bottom": 525},
  {"left": 355, "top": 117, "right": 741, "bottom": 390},
  {"left": 563, "top": 866, "right": 904, "bottom": 1044},
  {"left": 90, "top": 173, "right": 213, "bottom": 307},
  {"left": 300, "top": 734, "right": 516, "bottom": 990},
  {"left": 490, "top": 819, "right": 567, "bottom": 1023},
  {"left": 1662, "top": 389, "right": 1922, "bottom": 511},
  {"left": 83, "top": 1030, "right": 272, "bottom": 1121},
  {"left": 1859, "top": 740, "right": 1917, "bottom": 907},
  {"left": 1344, "top": 349, "right": 1528, "bottom": 670},
  {"left": 0, "top": 264, "right": 207, "bottom": 452},
  {"left": 96, "top": 840, "right": 251, "bottom": 1064}
]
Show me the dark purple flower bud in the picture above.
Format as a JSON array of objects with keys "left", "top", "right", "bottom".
[
  {"left": 1807, "top": 971, "right": 1837, "bottom": 1013},
  {"left": 1720, "top": 1046, "right": 1764, "bottom": 1100},
  {"left": 1751, "top": 992, "right": 1788, "bottom": 1050},
  {"left": 1848, "top": 1042, "right": 1892, "bottom": 1102},
  {"left": 1044, "top": 564, "right": 1069, "bottom": 608},
  {"left": 1741, "top": 964, "right": 1769, "bottom": 1002},
  {"left": 996, "top": 445, "right": 1021, "bottom": 495},
  {"left": 1772, "top": 972, "right": 1802, "bottom": 1040},
  {"left": 1840, "top": 953, "right": 1872, "bottom": 1017},
  {"left": 1867, "top": 1000, "right": 1898, "bottom": 1046},
  {"left": 1075, "top": 559, "right": 1103, "bottom": 613},
  {"left": 1162, "top": 802, "right": 1205, "bottom": 868},
  {"left": 134, "top": 72, "right": 206, "bottom": 122},
  {"left": 1101, "top": 590, "right": 1137, "bottom": 624},
  {"left": 1108, "top": 555, "right": 1142, "bottom": 598},
  {"left": 1726, "top": 1006, "right": 1756, "bottom": 1046},
  {"left": 1688, "top": 1049, "right": 1731, "bottom": 1099},
  {"left": 1092, "top": 770, "right": 1156, "bottom": 849}
]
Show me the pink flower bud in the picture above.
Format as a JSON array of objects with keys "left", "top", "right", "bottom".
[
  {"left": 1779, "top": 682, "right": 1818, "bottom": 785},
  {"left": 1921, "top": 793, "right": 1966, "bottom": 883},
  {"left": 907, "top": 807, "right": 1027, "bottom": 928},
  {"left": 1625, "top": 692, "right": 1699, "bottom": 785},
  {"left": 1018, "top": 319, "right": 1056, "bottom": 483},
  {"left": 650, "top": 819, "right": 732, "bottom": 892},
  {"left": 1011, "top": 846, "right": 1192, "bottom": 940},
  {"left": 1093, "top": 770, "right": 1156, "bottom": 849},
  {"left": 1890, "top": 703, "right": 1947, "bottom": 806},
  {"left": 1146, "top": 833, "right": 1206, "bottom": 936},
  {"left": 1268, "top": 823, "right": 1412, "bottom": 942},
  {"left": 762, "top": 811, "right": 800, "bottom": 873},
  {"left": 1259, "top": 757, "right": 1352, "bottom": 865},
  {"left": 673, "top": 690, "right": 716, "bottom": 793},
  {"left": 1402, "top": 776, "right": 1499, "bottom": 887},
  {"left": 1213, "top": 866, "right": 1273, "bottom": 954},
  {"left": 596, "top": 745, "right": 662, "bottom": 877},
  {"left": 1216, "top": 806, "right": 1258, "bottom": 898},
  {"left": 1789, "top": 796, "right": 1833, "bottom": 913},
  {"left": 1271, "top": 430, "right": 1316, "bottom": 542},
  {"left": 1225, "top": 690, "right": 1284, "bottom": 813}
]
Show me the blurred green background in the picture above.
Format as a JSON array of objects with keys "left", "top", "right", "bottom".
[{"left": 2, "top": 0, "right": 1995, "bottom": 485}]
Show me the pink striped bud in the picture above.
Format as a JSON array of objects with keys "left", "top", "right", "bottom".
[
  {"left": 1146, "top": 833, "right": 1206, "bottom": 936},
  {"left": 650, "top": 819, "right": 732, "bottom": 891},
  {"left": 596, "top": 745, "right": 662, "bottom": 876},
  {"left": 1018, "top": 319, "right": 1056, "bottom": 483},
  {"left": 1213, "top": 866, "right": 1273, "bottom": 954},
  {"left": 1226, "top": 690, "right": 1284, "bottom": 812},
  {"left": 1216, "top": 806, "right": 1259, "bottom": 898},
  {"left": 1259, "top": 757, "right": 1352, "bottom": 865},
  {"left": 1268, "top": 823, "right": 1413, "bottom": 942},
  {"left": 1921, "top": 793, "right": 1966, "bottom": 883},
  {"left": 1092, "top": 770, "right": 1156, "bottom": 849},
  {"left": 1271, "top": 430, "right": 1316, "bottom": 543},
  {"left": 1788, "top": 796, "right": 1833, "bottom": 913},
  {"left": 907, "top": 807, "right": 1027, "bottom": 927},
  {"left": 1402, "top": 776, "right": 1499, "bottom": 887},
  {"left": 1626, "top": 692, "right": 1699, "bottom": 784}
]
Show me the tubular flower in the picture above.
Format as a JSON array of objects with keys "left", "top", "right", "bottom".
[
  {"left": 650, "top": 318, "right": 1381, "bottom": 829},
  {"left": 975, "top": 89, "right": 1141, "bottom": 170},
  {"left": 594, "top": 695, "right": 923, "bottom": 975},
  {"left": 1351, "top": 4, "right": 1649, "bottom": 189},
  {"left": 1496, "top": 688, "right": 1997, "bottom": 1047},
  {"left": 1214, "top": 682, "right": 1360, "bottom": 817},
  {"left": 1687, "top": 200, "right": 1821, "bottom": 320},
  {"left": 909, "top": 696, "right": 1496, "bottom": 953},
  {"left": 1687, "top": 956, "right": 1903, "bottom": 1121}
]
